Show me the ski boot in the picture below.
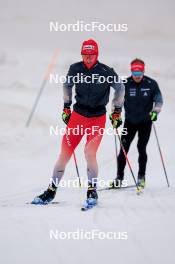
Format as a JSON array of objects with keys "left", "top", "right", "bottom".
[
  {"left": 85, "top": 183, "right": 98, "bottom": 207},
  {"left": 87, "top": 184, "right": 98, "bottom": 200},
  {"left": 31, "top": 182, "right": 57, "bottom": 205},
  {"left": 136, "top": 176, "right": 145, "bottom": 195},
  {"left": 137, "top": 179, "right": 145, "bottom": 188}
]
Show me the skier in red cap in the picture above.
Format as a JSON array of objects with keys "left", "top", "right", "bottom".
[
  {"left": 32, "top": 39, "right": 125, "bottom": 207},
  {"left": 112, "top": 58, "right": 163, "bottom": 189},
  {"left": 81, "top": 39, "right": 99, "bottom": 69}
]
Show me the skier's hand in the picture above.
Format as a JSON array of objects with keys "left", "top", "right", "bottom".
[
  {"left": 62, "top": 108, "right": 71, "bottom": 124},
  {"left": 150, "top": 111, "right": 158, "bottom": 121},
  {"left": 109, "top": 110, "right": 122, "bottom": 129}
]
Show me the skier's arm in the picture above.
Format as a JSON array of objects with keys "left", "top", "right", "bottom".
[
  {"left": 63, "top": 65, "right": 74, "bottom": 108},
  {"left": 152, "top": 82, "right": 163, "bottom": 113},
  {"left": 110, "top": 70, "right": 125, "bottom": 112}
]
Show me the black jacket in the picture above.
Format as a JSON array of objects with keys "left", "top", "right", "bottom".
[
  {"left": 63, "top": 61, "right": 125, "bottom": 117},
  {"left": 124, "top": 76, "right": 163, "bottom": 124}
]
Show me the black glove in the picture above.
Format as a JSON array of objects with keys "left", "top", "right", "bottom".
[
  {"left": 62, "top": 108, "right": 71, "bottom": 124},
  {"left": 150, "top": 111, "right": 158, "bottom": 121},
  {"left": 109, "top": 110, "right": 122, "bottom": 129}
]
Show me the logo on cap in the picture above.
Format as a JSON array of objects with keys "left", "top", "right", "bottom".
[
  {"left": 81, "top": 39, "right": 98, "bottom": 55},
  {"left": 82, "top": 45, "right": 95, "bottom": 51}
]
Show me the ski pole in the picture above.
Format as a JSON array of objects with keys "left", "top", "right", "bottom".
[
  {"left": 26, "top": 48, "right": 59, "bottom": 127},
  {"left": 73, "top": 151, "right": 82, "bottom": 187},
  {"left": 152, "top": 123, "right": 170, "bottom": 187},
  {"left": 116, "top": 129, "right": 139, "bottom": 191},
  {"left": 114, "top": 133, "right": 118, "bottom": 170}
]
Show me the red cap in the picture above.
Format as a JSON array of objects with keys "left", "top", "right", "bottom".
[
  {"left": 131, "top": 62, "right": 145, "bottom": 72},
  {"left": 81, "top": 39, "right": 99, "bottom": 55}
]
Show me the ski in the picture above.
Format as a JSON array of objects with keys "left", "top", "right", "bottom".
[
  {"left": 98, "top": 184, "right": 136, "bottom": 192},
  {"left": 29, "top": 201, "right": 59, "bottom": 205},
  {"left": 81, "top": 198, "right": 98, "bottom": 211}
]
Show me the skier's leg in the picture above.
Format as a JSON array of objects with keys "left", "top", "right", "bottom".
[
  {"left": 52, "top": 134, "right": 83, "bottom": 186},
  {"left": 52, "top": 111, "right": 85, "bottom": 186},
  {"left": 84, "top": 114, "right": 106, "bottom": 192},
  {"left": 32, "top": 112, "right": 85, "bottom": 204},
  {"left": 117, "top": 120, "right": 137, "bottom": 180},
  {"left": 137, "top": 120, "right": 152, "bottom": 180}
]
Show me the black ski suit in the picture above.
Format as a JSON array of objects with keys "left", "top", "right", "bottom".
[{"left": 117, "top": 75, "right": 163, "bottom": 180}]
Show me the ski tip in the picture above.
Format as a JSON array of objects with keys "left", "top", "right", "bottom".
[
  {"left": 81, "top": 207, "right": 88, "bottom": 211},
  {"left": 81, "top": 205, "right": 94, "bottom": 211}
]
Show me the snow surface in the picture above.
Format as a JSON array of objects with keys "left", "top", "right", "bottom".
[{"left": 0, "top": 0, "right": 175, "bottom": 263}]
